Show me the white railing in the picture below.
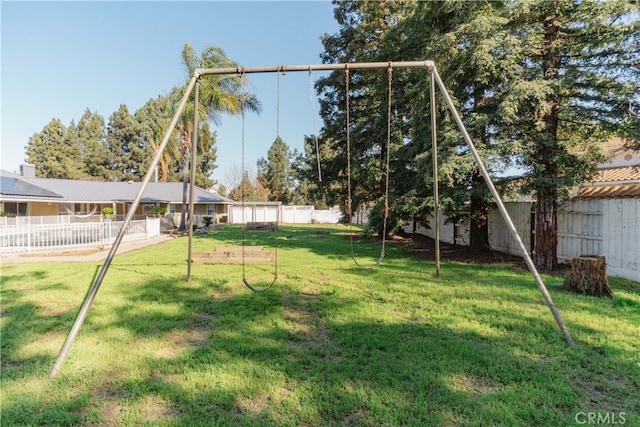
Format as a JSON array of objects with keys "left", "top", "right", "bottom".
[
  {"left": 0, "top": 215, "right": 72, "bottom": 226},
  {"left": 0, "top": 218, "right": 160, "bottom": 254}
]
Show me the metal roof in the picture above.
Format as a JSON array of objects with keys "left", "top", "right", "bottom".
[
  {"left": 0, "top": 176, "right": 63, "bottom": 199},
  {"left": 0, "top": 170, "right": 234, "bottom": 204}
]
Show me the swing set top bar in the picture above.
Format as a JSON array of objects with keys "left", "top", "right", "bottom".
[{"left": 196, "top": 60, "right": 435, "bottom": 76}]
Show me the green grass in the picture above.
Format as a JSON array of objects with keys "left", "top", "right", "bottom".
[{"left": 1, "top": 224, "right": 638, "bottom": 426}]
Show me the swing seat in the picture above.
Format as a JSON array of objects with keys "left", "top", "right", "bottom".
[{"left": 246, "top": 222, "right": 277, "bottom": 232}]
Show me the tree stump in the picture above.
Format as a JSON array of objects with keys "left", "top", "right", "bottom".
[{"left": 561, "top": 255, "right": 613, "bottom": 298}]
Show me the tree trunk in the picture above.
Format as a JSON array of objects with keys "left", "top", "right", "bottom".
[
  {"left": 469, "top": 169, "right": 489, "bottom": 250},
  {"left": 534, "top": 195, "right": 558, "bottom": 271},
  {"left": 533, "top": 17, "right": 562, "bottom": 272},
  {"left": 561, "top": 256, "right": 613, "bottom": 298},
  {"left": 468, "top": 88, "right": 490, "bottom": 251},
  {"left": 179, "top": 129, "right": 191, "bottom": 231}
]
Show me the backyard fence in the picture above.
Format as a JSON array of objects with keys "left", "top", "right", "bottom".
[
  {"left": 0, "top": 218, "right": 160, "bottom": 254},
  {"left": 227, "top": 205, "right": 343, "bottom": 224},
  {"left": 404, "top": 199, "right": 639, "bottom": 282}
]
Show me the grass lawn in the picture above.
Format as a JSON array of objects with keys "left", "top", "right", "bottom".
[{"left": 1, "top": 224, "right": 638, "bottom": 426}]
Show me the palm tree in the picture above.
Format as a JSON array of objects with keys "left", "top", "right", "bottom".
[{"left": 173, "top": 43, "right": 261, "bottom": 230}]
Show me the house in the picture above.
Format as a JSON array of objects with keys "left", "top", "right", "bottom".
[{"left": 0, "top": 164, "right": 235, "bottom": 226}]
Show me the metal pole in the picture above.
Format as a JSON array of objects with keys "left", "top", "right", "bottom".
[
  {"left": 196, "top": 60, "right": 436, "bottom": 77},
  {"left": 187, "top": 78, "right": 200, "bottom": 281},
  {"left": 430, "top": 70, "right": 440, "bottom": 277},
  {"left": 50, "top": 74, "right": 200, "bottom": 377},
  {"left": 431, "top": 68, "right": 574, "bottom": 345}
]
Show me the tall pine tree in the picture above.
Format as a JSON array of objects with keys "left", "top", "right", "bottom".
[{"left": 502, "top": 0, "right": 639, "bottom": 270}]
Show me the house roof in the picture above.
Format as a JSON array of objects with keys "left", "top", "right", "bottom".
[
  {"left": 590, "top": 166, "right": 640, "bottom": 184},
  {"left": 0, "top": 176, "right": 63, "bottom": 199},
  {"left": 0, "top": 170, "right": 234, "bottom": 205},
  {"left": 573, "top": 183, "right": 640, "bottom": 199}
]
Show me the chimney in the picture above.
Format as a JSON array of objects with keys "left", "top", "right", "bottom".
[{"left": 20, "top": 163, "right": 36, "bottom": 179}]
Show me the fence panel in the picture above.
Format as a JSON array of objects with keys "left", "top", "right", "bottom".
[
  {"left": 557, "top": 200, "right": 603, "bottom": 263},
  {"left": 282, "top": 206, "right": 314, "bottom": 223},
  {"left": 488, "top": 202, "right": 532, "bottom": 256},
  {"left": 601, "top": 198, "right": 640, "bottom": 281},
  {"left": 311, "top": 208, "right": 343, "bottom": 224}
]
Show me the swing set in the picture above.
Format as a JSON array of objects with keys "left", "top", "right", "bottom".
[{"left": 50, "top": 61, "right": 574, "bottom": 378}]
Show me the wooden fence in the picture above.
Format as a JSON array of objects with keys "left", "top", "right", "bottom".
[{"left": 404, "top": 199, "right": 639, "bottom": 281}]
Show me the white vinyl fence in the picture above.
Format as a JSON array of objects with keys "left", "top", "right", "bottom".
[
  {"left": 0, "top": 218, "right": 160, "bottom": 254},
  {"left": 227, "top": 205, "right": 343, "bottom": 224}
]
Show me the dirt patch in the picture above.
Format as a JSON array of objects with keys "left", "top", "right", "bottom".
[
  {"left": 138, "top": 395, "right": 180, "bottom": 422},
  {"left": 155, "top": 313, "right": 212, "bottom": 358},
  {"left": 282, "top": 293, "right": 331, "bottom": 357},
  {"left": 391, "top": 232, "right": 529, "bottom": 268},
  {"left": 448, "top": 373, "right": 505, "bottom": 397},
  {"left": 236, "top": 393, "right": 270, "bottom": 416}
]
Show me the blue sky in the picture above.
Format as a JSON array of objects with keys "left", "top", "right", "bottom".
[{"left": 1, "top": 1, "right": 338, "bottom": 187}]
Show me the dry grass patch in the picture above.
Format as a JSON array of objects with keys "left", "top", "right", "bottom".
[{"left": 447, "top": 373, "right": 505, "bottom": 397}]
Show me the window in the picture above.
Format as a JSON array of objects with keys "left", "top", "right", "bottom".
[{"left": 2, "top": 202, "right": 27, "bottom": 216}]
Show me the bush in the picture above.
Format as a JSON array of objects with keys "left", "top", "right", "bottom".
[
  {"left": 151, "top": 206, "right": 167, "bottom": 216},
  {"left": 101, "top": 207, "right": 114, "bottom": 219},
  {"left": 202, "top": 216, "right": 213, "bottom": 227}
]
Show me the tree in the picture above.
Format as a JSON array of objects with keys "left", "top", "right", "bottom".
[
  {"left": 228, "top": 171, "right": 269, "bottom": 202},
  {"left": 291, "top": 135, "right": 331, "bottom": 208},
  {"left": 194, "top": 122, "right": 217, "bottom": 189},
  {"left": 173, "top": 43, "right": 261, "bottom": 230},
  {"left": 317, "top": 0, "right": 416, "bottom": 222},
  {"left": 257, "top": 136, "right": 294, "bottom": 203},
  {"left": 387, "top": 0, "right": 519, "bottom": 250},
  {"left": 26, "top": 118, "right": 77, "bottom": 178},
  {"left": 502, "top": 0, "right": 639, "bottom": 270},
  {"left": 316, "top": 0, "right": 638, "bottom": 270},
  {"left": 105, "top": 105, "right": 146, "bottom": 182},
  {"left": 135, "top": 95, "right": 179, "bottom": 182},
  {"left": 75, "top": 109, "right": 108, "bottom": 179}
]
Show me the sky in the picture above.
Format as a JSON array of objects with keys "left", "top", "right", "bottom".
[{"left": 1, "top": 0, "right": 339, "bottom": 188}]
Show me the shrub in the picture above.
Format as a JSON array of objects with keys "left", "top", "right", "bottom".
[
  {"left": 101, "top": 207, "right": 114, "bottom": 219},
  {"left": 151, "top": 206, "right": 167, "bottom": 216}
]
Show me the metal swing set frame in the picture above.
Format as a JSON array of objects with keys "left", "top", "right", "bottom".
[{"left": 50, "top": 60, "right": 574, "bottom": 378}]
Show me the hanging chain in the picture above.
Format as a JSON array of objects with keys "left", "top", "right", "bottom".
[
  {"left": 239, "top": 71, "right": 247, "bottom": 281},
  {"left": 309, "top": 67, "right": 322, "bottom": 182},
  {"left": 238, "top": 69, "right": 278, "bottom": 292},
  {"left": 380, "top": 65, "right": 394, "bottom": 258},
  {"left": 345, "top": 65, "right": 392, "bottom": 268},
  {"left": 345, "top": 67, "right": 352, "bottom": 223}
]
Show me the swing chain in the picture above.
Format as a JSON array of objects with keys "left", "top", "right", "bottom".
[
  {"left": 309, "top": 67, "right": 323, "bottom": 182},
  {"left": 239, "top": 68, "right": 280, "bottom": 293},
  {"left": 345, "top": 67, "right": 352, "bottom": 220},
  {"left": 344, "top": 64, "right": 392, "bottom": 268}
]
